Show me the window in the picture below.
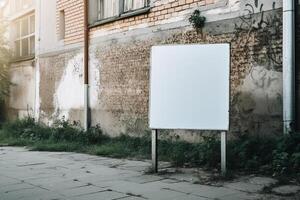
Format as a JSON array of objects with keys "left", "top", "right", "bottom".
[
  {"left": 13, "top": 0, "right": 33, "bottom": 12},
  {"left": 58, "top": 10, "right": 65, "bottom": 40},
  {"left": 97, "top": 0, "right": 119, "bottom": 20},
  {"left": 14, "top": 13, "right": 35, "bottom": 58},
  {"left": 97, "top": 0, "right": 148, "bottom": 20},
  {"left": 124, "top": 0, "right": 147, "bottom": 12}
]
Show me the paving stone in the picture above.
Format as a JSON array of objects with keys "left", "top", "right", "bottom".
[
  {"left": 106, "top": 180, "right": 192, "bottom": 200},
  {"left": 0, "top": 147, "right": 299, "bottom": 200},
  {"left": 40, "top": 179, "right": 91, "bottom": 192},
  {"left": 124, "top": 175, "right": 165, "bottom": 184},
  {"left": 219, "top": 191, "right": 261, "bottom": 200},
  {"left": 248, "top": 177, "right": 278, "bottom": 186},
  {"left": 117, "top": 196, "right": 146, "bottom": 200},
  {"left": 166, "top": 172, "right": 199, "bottom": 182},
  {"left": 163, "top": 182, "right": 237, "bottom": 199},
  {"left": 59, "top": 185, "right": 107, "bottom": 197},
  {"left": 72, "top": 190, "right": 126, "bottom": 200},
  {"left": 0, "top": 183, "right": 35, "bottom": 194},
  {"left": 0, "top": 176, "right": 22, "bottom": 187},
  {"left": 18, "top": 193, "right": 68, "bottom": 200},
  {"left": 224, "top": 181, "right": 265, "bottom": 193},
  {"left": 0, "top": 187, "right": 57, "bottom": 200},
  {"left": 105, "top": 180, "right": 165, "bottom": 198},
  {"left": 272, "top": 185, "right": 300, "bottom": 195},
  {"left": 160, "top": 178, "right": 182, "bottom": 183}
]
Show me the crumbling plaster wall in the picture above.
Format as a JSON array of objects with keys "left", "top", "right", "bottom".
[
  {"left": 7, "top": 61, "right": 36, "bottom": 119},
  {"left": 38, "top": 0, "right": 283, "bottom": 140}
]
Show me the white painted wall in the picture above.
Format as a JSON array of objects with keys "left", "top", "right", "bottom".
[
  {"left": 37, "top": 0, "right": 61, "bottom": 55},
  {"left": 9, "top": 63, "right": 36, "bottom": 118}
]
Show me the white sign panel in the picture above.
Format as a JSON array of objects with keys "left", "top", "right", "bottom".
[{"left": 149, "top": 44, "right": 230, "bottom": 130}]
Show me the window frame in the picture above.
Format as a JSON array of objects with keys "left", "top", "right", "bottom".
[
  {"left": 13, "top": 13, "right": 35, "bottom": 59},
  {"left": 123, "top": 0, "right": 148, "bottom": 14},
  {"left": 94, "top": 0, "right": 150, "bottom": 26}
]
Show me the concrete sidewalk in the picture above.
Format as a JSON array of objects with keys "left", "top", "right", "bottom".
[{"left": 0, "top": 147, "right": 299, "bottom": 200}]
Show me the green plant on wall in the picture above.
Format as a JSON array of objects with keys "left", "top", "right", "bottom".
[{"left": 188, "top": 9, "right": 206, "bottom": 34}]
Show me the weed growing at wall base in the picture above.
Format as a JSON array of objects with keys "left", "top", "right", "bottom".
[{"left": 0, "top": 117, "right": 299, "bottom": 180}]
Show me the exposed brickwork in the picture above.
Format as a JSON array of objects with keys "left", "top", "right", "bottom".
[
  {"left": 39, "top": 1, "right": 284, "bottom": 138},
  {"left": 39, "top": 4, "right": 284, "bottom": 137},
  {"left": 56, "top": 0, "right": 84, "bottom": 44},
  {"left": 56, "top": 0, "right": 214, "bottom": 45},
  {"left": 85, "top": 11, "right": 283, "bottom": 136},
  {"left": 90, "top": 0, "right": 213, "bottom": 36},
  {"left": 39, "top": 55, "right": 66, "bottom": 117}
]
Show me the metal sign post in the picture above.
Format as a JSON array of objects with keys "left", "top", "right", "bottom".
[
  {"left": 221, "top": 131, "right": 227, "bottom": 175},
  {"left": 151, "top": 130, "right": 227, "bottom": 175},
  {"left": 152, "top": 129, "right": 158, "bottom": 173}
]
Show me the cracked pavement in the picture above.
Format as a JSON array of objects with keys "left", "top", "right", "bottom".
[{"left": 0, "top": 147, "right": 299, "bottom": 200}]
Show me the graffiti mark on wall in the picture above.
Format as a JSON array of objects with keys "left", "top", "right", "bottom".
[{"left": 233, "top": 0, "right": 282, "bottom": 71}]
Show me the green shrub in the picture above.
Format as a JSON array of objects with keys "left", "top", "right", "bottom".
[
  {"left": 228, "top": 135, "right": 276, "bottom": 172},
  {"left": 272, "top": 151, "right": 290, "bottom": 175},
  {"left": 291, "top": 153, "right": 300, "bottom": 171},
  {"left": 272, "top": 133, "right": 300, "bottom": 175}
]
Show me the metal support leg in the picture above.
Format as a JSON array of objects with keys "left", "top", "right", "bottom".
[
  {"left": 152, "top": 129, "right": 158, "bottom": 173},
  {"left": 221, "top": 131, "right": 227, "bottom": 176},
  {"left": 84, "top": 84, "right": 89, "bottom": 131}
]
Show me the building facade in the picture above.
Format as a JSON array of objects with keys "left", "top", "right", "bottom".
[
  {"left": 2, "top": 0, "right": 296, "bottom": 139},
  {"left": 2, "top": 0, "right": 36, "bottom": 120}
]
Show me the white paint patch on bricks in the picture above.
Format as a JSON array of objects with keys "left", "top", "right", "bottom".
[{"left": 53, "top": 54, "right": 84, "bottom": 120}]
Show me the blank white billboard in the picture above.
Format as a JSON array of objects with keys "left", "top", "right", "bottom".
[{"left": 149, "top": 44, "right": 230, "bottom": 130}]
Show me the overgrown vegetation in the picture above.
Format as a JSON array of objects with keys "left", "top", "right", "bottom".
[
  {"left": 0, "top": 117, "right": 299, "bottom": 180},
  {"left": 0, "top": 20, "right": 12, "bottom": 121}
]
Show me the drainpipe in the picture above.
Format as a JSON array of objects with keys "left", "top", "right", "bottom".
[
  {"left": 283, "top": 0, "right": 295, "bottom": 134},
  {"left": 83, "top": 0, "right": 90, "bottom": 131}
]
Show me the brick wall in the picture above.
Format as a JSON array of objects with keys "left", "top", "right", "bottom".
[
  {"left": 56, "top": 0, "right": 84, "bottom": 44},
  {"left": 39, "top": 8, "right": 283, "bottom": 138},
  {"left": 43, "top": 1, "right": 283, "bottom": 139},
  {"left": 88, "top": 13, "right": 283, "bottom": 137},
  {"left": 56, "top": 0, "right": 214, "bottom": 45},
  {"left": 90, "top": 0, "right": 213, "bottom": 35}
]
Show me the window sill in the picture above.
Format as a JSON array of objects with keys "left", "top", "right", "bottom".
[
  {"left": 11, "top": 55, "right": 35, "bottom": 63},
  {"left": 89, "top": 7, "right": 151, "bottom": 28}
]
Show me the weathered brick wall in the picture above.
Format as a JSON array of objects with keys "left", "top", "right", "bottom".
[
  {"left": 39, "top": 50, "right": 84, "bottom": 125},
  {"left": 39, "top": 1, "right": 283, "bottom": 140},
  {"left": 56, "top": 0, "right": 214, "bottom": 45},
  {"left": 39, "top": 9, "right": 283, "bottom": 139},
  {"left": 90, "top": 0, "right": 213, "bottom": 35},
  {"left": 88, "top": 9, "right": 283, "bottom": 138}
]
